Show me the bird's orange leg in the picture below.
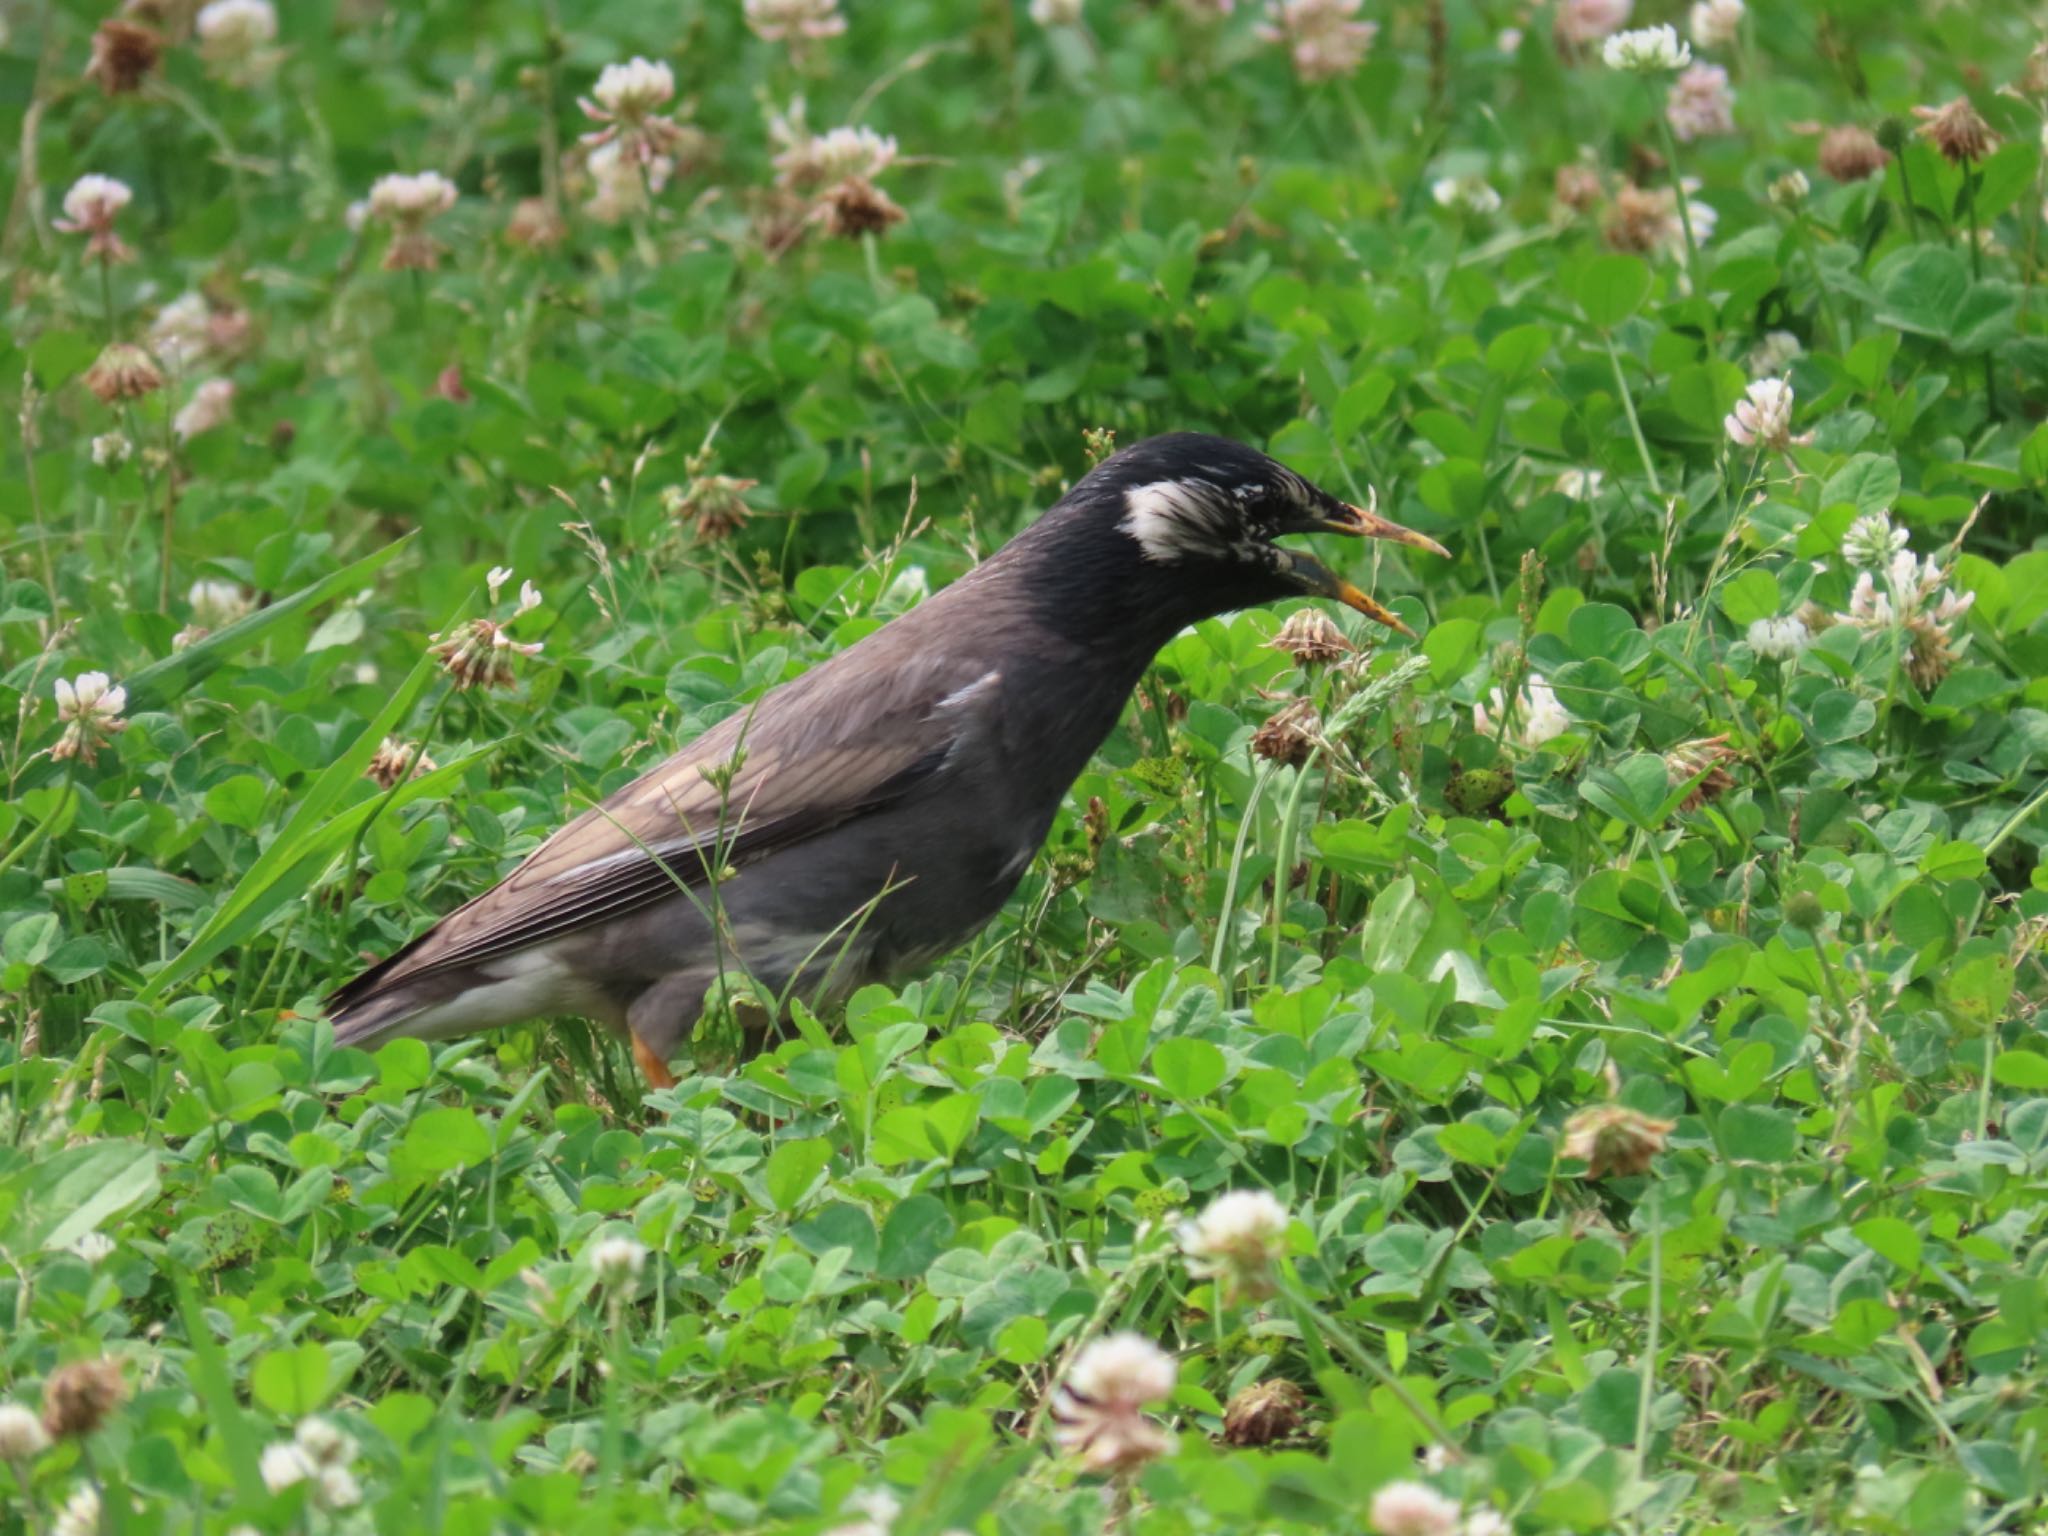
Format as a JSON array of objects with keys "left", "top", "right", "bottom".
[{"left": 631, "top": 1031, "right": 677, "bottom": 1091}]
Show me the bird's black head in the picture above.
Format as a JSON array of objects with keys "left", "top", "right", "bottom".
[{"left": 1044, "top": 432, "right": 1448, "bottom": 637}]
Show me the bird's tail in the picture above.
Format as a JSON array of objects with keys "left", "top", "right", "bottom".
[{"left": 322, "top": 949, "right": 444, "bottom": 1051}]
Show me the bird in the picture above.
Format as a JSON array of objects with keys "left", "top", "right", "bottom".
[{"left": 325, "top": 433, "right": 1448, "bottom": 1088}]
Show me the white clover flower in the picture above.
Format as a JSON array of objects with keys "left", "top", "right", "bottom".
[
  {"left": 149, "top": 293, "right": 213, "bottom": 368},
  {"left": 1665, "top": 62, "right": 1734, "bottom": 142},
  {"left": 292, "top": 1417, "right": 355, "bottom": 1468},
  {"left": 1463, "top": 1511, "right": 1511, "bottom": 1536},
  {"left": 590, "top": 57, "right": 673, "bottom": 118},
  {"left": 0, "top": 1402, "right": 50, "bottom": 1462},
  {"left": 196, "top": 0, "right": 280, "bottom": 83},
  {"left": 1031, "top": 0, "right": 1085, "bottom": 24},
  {"left": 1554, "top": 468, "right": 1603, "bottom": 500},
  {"left": 583, "top": 139, "right": 670, "bottom": 222},
  {"left": 1841, "top": 549, "right": 1976, "bottom": 688},
  {"left": 745, "top": 0, "right": 848, "bottom": 43},
  {"left": 52, "top": 1486, "right": 100, "bottom": 1536},
  {"left": 1555, "top": 0, "right": 1631, "bottom": 44},
  {"left": 822, "top": 1488, "right": 902, "bottom": 1536},
  {"left": 368, "top": 171, "right": 457, "bottom": 223},
  {"left": 52, "top": 671, "right": 129, "bottom": 765},
  {"left": 1769, "top": 169, "right": 1810, "bottom": 207},
  {"left": 173, "top": 378, "right": 235, "bottom": 441},
  {"left": 1745, "top": 615, "right": 1808, "bottom": 660},
  {"left": 1724, "top": 377, "right": 1794, "bottom": 450},
  {"left": 1431, "top": 176, "right": 1502, "bottom": 216},
  {"left": 1475, "top": 673, "right": 1569, "bottom": 749},
  {"left": 91, "top": 432, "right": 131, "bottom": 468},
  {"left": 71, "top": 1232, "right": 117, "bottom": 1266},
  {"left": 1370, "top": 1480, "right": 1462, "bottom": 1536},
  {"left": 590, "top": 1233, "right": 648, "bottom": 1286},
  {"left": 1843, "top": 512, "right": 1909, "bottom": 570},
  {"left": 188, "top": 579, "right": 253, "bottom": 628},
  {"left": 430, "top": 572, "right": 544, "bottom": 690},
  {"left": 1746, "top": 329, "right": 1802, "bottom": 378},
  {"left": 1050, "top": 1333, "right": 1177, "bottom": 1472},
  {"left": 55, "top": 174, "right": 134, "bottom": 260},
  {"left": 1602, "top": 23, "right": 1690, "bottom": 71},
  {"left": 1179, "top": 1189, "right": 1290, "bottom": 1300},
  {"left": 1687, "top": 0, "right": 1742, "bottom": 47},
  {"left": 774, "top": 124, "right": 899, "bottom": 189},
  {"left": 1258, "top": 0, "right": 1378, "bottom": 83},
  {"left": 260, "top": 1441, "right": 312, "bottom": 1491},
  {"left": 1497, "top": 26, "right": 1523, "bottom": 51}
]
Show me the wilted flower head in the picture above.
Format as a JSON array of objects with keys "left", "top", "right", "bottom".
[
  {"left": 1562, "top": 1103, "right": 1673, "bottom": 1178},
  {"left": 84, "top": 342, "right": 163, "bottom": 404},
  {"left": 1272, "top": 608, "right": 1356, "bottom": 666},
  {"left": 1050, "top": 1333, "right": 1177, "bottom": 1473},
  {"left": 1817, "top": 124, "right": 1887, "bottom": 182},
  {"left": 0, "top": 1402, "right": 51, "bottom": 1462},
  {"left": 1431, "top": 175, "right": 1502, "bottom": 216},
  {"left": 1475, "top": 673, "right": 1570, "bottom": 748},
  {"left": 663, "top": 472, "right": 758, "bottom": 540},
  {"left": 590, "top": 1232, "right": 648, "bottom": 1286},
  {"left": 86, "top": 19, "right": 162, "bottom": 96},
  {"left": 1687, "top": 0, "right": 1742, "bottom": 47},
  {"left": 428, "top": 570, "right": 543, "bottom": 691},
  {"left": 1746, "top": 329, "right": 1802, "bottom": 378},
  {"left": 1914, "top": 97, "right": 1997, "bottom": 164},
  {"left": 1843, "top": 512, "right": 1909, "bottom": 570},
  {"left": 1553, "top": 162, "right": 1604, "bottom": 214},
  {"left": 1724, "top": 377, "right": 1795, "bottom": 450},
  {"left": 1665, "top": 63, "right": 1734, "bottom": 142},
  {"left": 51, "top": 673, "right": 130, "bottom": 766},
  {"left": 367, "top": 171, "right": 458, "bottom": 270},
  {"left": 1258, "top": 0, "right": 1379, "bottom": 83},
  {"left": 1553, "top": 0, "right": 1631, "bottom": 46},
  {"left": 582, "top": 139, "right": 674, "bottom": 223},
  {"left": 1251, "top": 698, "right": 1320, "bottom": 767},
  {"left": 1604, "top": 179, "right": 1716, "bottom": 257},
  {"left": 195, "top": 0, "right": 281, "bottom": 84},
  {"left": 1745, "top": 615, "right": 1808, "bottom": 660},
  {"left": 55, "top": 174, "right": 134, "bottom": 261},
  {"left": 1602, "top": 23, "right": 1689, "bottom": 71},
  {"left": 366, "top": 737, "right": 437, "bottom": 789},
  {"left": 821, "top": 176, "right": 907, "bottom": 238},
  {"left": 1369, "top": 1480, "right": 1462, "bottom": 1536},
  {"left": 745, "top": 0, "right": 847, "bottom": 44},
  {"left": 1665, "top": 734, "right": 1738, "bottom": 810},
  {"left": 505, "top": 196, "right": 568, "bottom": 249},
  {"left": 1178, "top": 1189, "right": 1290, "bottom": 1300},
  {"left": 1222, "top": 1379, "right": 1306, "bottom": 1447},
  {"left": 40, "top": 1358, "right": 125, "bottom": 1441},
  {"left": 174, "top": 378, "right": 236, "bottom": 441}
]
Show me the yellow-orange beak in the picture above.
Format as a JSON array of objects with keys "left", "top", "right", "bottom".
[
  {"left": 1318, "top": 501, "right": 1452, "bottom": 561},
  {"left": 1286, "top": 498, "right": 1449, "bottom": 638}
]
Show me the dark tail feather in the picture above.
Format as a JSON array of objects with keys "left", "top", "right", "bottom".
[{"left": 324, "top": 948, "right": 432, "bottom": 1049}]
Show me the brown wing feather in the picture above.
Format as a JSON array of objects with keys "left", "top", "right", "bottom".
[{"left": 327, "top": 644, "right": 988, "bottom": 1009}]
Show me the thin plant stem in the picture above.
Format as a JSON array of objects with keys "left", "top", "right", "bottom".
[
  {"left": 1267, "top": 760, "right": 1316, "bottom": 988},
  {"left": 1651, "top": 112, "right": 1704, "bottom": 299},
  {"left": 1633, "top": 1186, "right": 1662, "bottom": 1479},
  {"left": 1210, "top": 765, "right": 1274, "bottom": 993},
  {"left": 1961, "top": 163, "right": 1996, "bottom": 415},
  {"left": 1276, "top": 1275, "right": 1461, "bottom": 1456},
  {"left": 1603, "top": 333, "right": 1664, "bottom": 498}
]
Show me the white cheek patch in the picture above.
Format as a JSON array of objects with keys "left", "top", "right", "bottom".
[{"left": 1120, "top": 479, "right": 1240, "bottom": 564}]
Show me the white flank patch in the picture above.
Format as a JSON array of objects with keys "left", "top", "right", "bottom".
[{"left": 1119, "top": 479, "right": 1238, "bottom": 563}]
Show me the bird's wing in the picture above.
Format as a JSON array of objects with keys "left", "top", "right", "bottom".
[{"left": 330, "top": 649, "right": 997, "bottom": 998}]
